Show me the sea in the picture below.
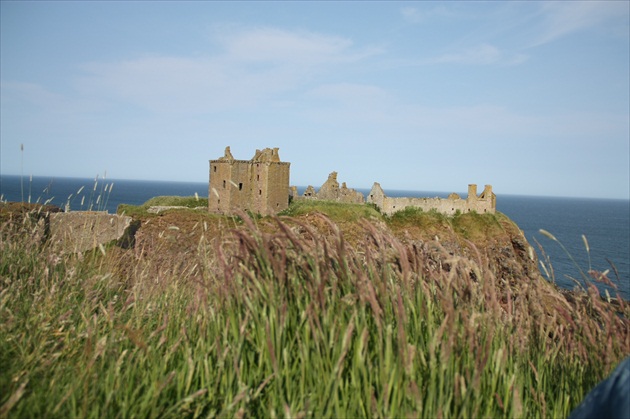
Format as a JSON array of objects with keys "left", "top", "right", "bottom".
[{"left": 1, "top": 174, "right": 628, "bottom": 300}]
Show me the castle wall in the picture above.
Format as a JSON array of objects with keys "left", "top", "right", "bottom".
[
  {"left": 291, "top": 172, "right": 365, "bottom": 204},
  {"left": 210, "top": 147, "right": 494, "bottom": 217},
  {"left": 264, "top": 162, "right": 291, "bottom": 214},
  {"left": 209, "top": 159, "right": 252, "bottom": 213},
  {"left": 368, "top": 182, "right": 495, "bottom": 216}
]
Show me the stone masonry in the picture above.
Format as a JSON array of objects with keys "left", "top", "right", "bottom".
[
  {"left": 367, "top": 183, "right": 496, "bottom": 216},
  {"left": 209, "top": 147, "right": 291, "bottom": 215},
  {"left": 208, "top": 146, "right": 495, "bottom": 216},
  {"left": 290, "top": 172, "right": 365, "bottom": 204}
]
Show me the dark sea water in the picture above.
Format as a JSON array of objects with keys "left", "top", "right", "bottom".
[{"left": 1, "top": 175, "right": 628, "bottom": 300}]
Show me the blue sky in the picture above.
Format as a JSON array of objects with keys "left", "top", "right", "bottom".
[{"left": 1, "top": 1, "right": 628, "bottom": 199}]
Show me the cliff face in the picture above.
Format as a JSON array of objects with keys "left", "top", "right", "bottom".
[
  {"left": 386, "top": 212, "right": 541, "bottom": 286},
  {"left": 114, "top": 208, "right": 543, "bottom": 295},
  {"left": 8, "top": 200, "right": 628, "bottom": 335},
  {"left": 1, "top": 201, "right": 542, "bottom": 292}
]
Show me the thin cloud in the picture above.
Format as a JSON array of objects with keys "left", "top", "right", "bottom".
[
  {"left": 305, "top": 83, "right": 396, "bottom": 124},
  {"left": 1, "top": 80, "right": 105, "bottom": 114},
  {"left": 308, "top": 83, "right": 392, "bottom": 103},
  {"left": 428, "top": 44, "right": 528, "bottom": 66},
  {"left": 303, "top": 82, "right": 536, "bottom": 138},
  {"left": 77, "top": 56, "right": 244, "bottom": 113},
  {"left": 222, "top": 27, "right": 373, "bottom": 65},
  {"left": 400, "top": 7, "right": 423, "bottom": 23},
  {"left": 74, "top": 27, "right": 382, "bottom": 114},
  {"left": 530, "top": 2, "right": 628, "bottom": 47},
  {"left": 400, "top": 6, "right": 456, "bottom": 24}
]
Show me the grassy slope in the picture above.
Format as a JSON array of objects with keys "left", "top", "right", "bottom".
[{"left": 1, "top": 198, "right": 628, "bottom": 418}]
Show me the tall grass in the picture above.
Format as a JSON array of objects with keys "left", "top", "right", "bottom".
[
  {"left": 0, "top": 207, "right": 628, "bottom": 417},
  {"left": 68, "top": 173, "right": 114, "bottom": 212}
]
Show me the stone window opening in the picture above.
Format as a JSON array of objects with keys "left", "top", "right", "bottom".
[
  {"left": 259, "top": 189, "right": 262, "bottom": 195},
  {"left": 213, "top": 166, "right": 217, "bottom": 173},
  {"left": 239, "top": 183, "right": 243, "bottom": 191},
  {"left": 223, "top": 180, "right": 226, "bottom": 188}
]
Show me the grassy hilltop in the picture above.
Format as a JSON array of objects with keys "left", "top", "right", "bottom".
[{"left": 1, "top": 197, "right": 628, "bottom": 418}]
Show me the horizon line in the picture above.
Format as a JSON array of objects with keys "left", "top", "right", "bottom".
[{"left": 1, "top": 173, "right": 628, "bottom": 202}]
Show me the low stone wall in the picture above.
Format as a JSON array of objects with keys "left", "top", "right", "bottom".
[
  {"left": 367, "top": 182, "right": 496, "bottom": 216},
  {"left": 49, "top": 212, "right": 132, "bottom": 253},
  {"left": 147, "top": 206, "right": 206, "bottom": 214}
]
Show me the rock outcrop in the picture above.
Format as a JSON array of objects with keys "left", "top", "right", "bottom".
[
  {"left": 0, "top": 203, "right": 132, "bottom": 253},
  {"left": 49, "top": 212, "right": 133, "bottom": 253}
]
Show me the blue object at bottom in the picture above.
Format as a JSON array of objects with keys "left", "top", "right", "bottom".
[{"left": 569, "top": 357, "right": 630, "bottom": 419}]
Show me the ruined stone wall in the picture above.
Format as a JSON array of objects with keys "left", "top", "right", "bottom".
[
  {"left": 292, "top": 172, "right": 365, "bottom": 204},
  {"left": 49, "top": 212, "right": 132, "bottom": 253},
  {"left": 367, "top": 182, "right": 495, "bottom": 216},
  {"left": 209, "top": 147, "right": 492, "bottom": 216},
  {"left": 338, "top": 183, "right": 365, "bottom": 204},
  {"left": 317, "top": 172, "right": 341, "bottom": 201},
  {"left": 209, "top": 147, "right": 290, "bottom": 215}
]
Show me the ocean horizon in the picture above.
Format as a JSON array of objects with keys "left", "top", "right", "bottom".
[
  {"left": 2, "top": 173, "right": 628, "bottom": 203},
  {"left": 1, "top": 174, "right": 628, "bottom": 300}
]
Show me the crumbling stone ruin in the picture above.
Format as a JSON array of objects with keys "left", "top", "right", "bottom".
[
  {"left": 290, "top": 172, "right": 365, "bottom": 205},
  {"left": 209, "top": 147, "right": 290, "bottom": 215},
  {"left": 208, "top": 146, "right": 495, "bottom": 216},
  {"left": 367, "top": 183, "right": 496, "bottom": 216}
]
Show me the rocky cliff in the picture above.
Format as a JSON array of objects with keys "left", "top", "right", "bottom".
[
  {"left": 4, "top": 199, "right": 627, "bottom": 322},
  {"left": 0, "top": 200, "right": 566, "bottom": 296},
  {"left": 107, "top": 205, "right": 542, "bottom": 296}
]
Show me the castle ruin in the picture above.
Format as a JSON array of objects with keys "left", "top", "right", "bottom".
[
  {"left": 208, "top": 147, "right": 290, "bottom": 215},
  {"left": 290, "top": 172, "right": 365, "bottom": 205},
  {"left": 208, "top": 146, "right": 495, "bottom": 216},
  {"left": 367, "top": 183, "right": 496, "bottom": 216}
]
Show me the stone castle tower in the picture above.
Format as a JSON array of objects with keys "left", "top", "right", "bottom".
[{"left": 208, "top": 147, "right": 290, "bottom": 215}]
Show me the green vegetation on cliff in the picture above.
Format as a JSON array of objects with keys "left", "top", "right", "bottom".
[
  {"left": 1, "top": 200, "right": 628, "bottom": 418},
  {"left": 281, "top": 198, "right": 381, "bottom": 221},
  {"left": 117, "top": 195, "right": 209, "bottom": 217}
]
